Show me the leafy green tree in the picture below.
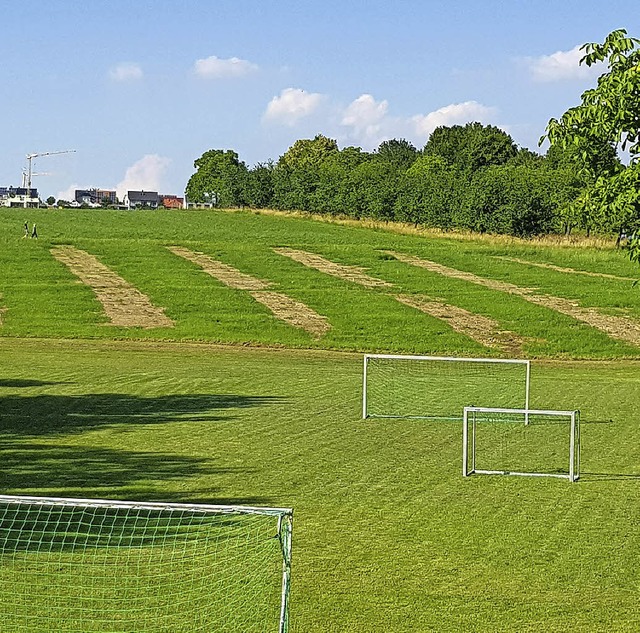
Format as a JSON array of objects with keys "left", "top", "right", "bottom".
[
  {"left": 185, "top": 149, "right": 248, "bottom": 207},
  {"left": 46, "top": 196, "right": 55, "bottom": 206},
  {"left": 424, "top": 122, "right": 518, "bottom": 174},
  {"left": 272, "top": 135, "right": 340, "bottom": 212},
  {"left": 543, "top": 29, "right": 640, "bottom": 238},
  {"left": 395, "top": 156, "right": 463, "bottom": 228},
  {"left": 244, "top": 162, "right": 275, "bottom": 208},
  {"left": 374, "top": 139, "right": 419, "bottom": 171}
]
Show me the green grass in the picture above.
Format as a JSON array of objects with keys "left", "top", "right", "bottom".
[
  {"left": 1, "top": 209, "right": 640, "bottom": 630},
  {"left": 1, "top": 208, "right": 640, "bottom": 357},
  {"left": 0, "top": 339, "right": 639, "bottom": 631}
]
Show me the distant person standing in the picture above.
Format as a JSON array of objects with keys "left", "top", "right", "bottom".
[
  {"left": 23, "top": 221, "right": 29, "bottom": 238},
  {"left": 31, "top": 223, "right": 38, "bottom": 239}
]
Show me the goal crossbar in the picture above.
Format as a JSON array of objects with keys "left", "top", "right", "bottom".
[
  {"left": 0, "top": 494, "right": 293, "bottom": 633},
  {"left": 463, "top": 407, "right": 580, "bottom": 482},
  {"left": 363, "top": 354, "right": 531, "bottom": 420}
]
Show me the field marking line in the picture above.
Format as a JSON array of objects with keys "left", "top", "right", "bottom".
[
  {"left": 50, "top": 246, "right": 174, "bottom": 329},
  {"left": 492, "top": 255, "right": 636, "bottom": 282},
  {"left": 387, "top": 251, "right": 640, "bottom": 347},
  {"left": 168, "top": 246, "right": 331, "bottom": 338},
  {"left": 395, "top": 294, "right": 525, "bottom": 355},
  {"left": 273, "top": 247, "right": 392, "bottom": 288}
]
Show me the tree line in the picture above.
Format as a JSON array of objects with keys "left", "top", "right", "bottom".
[{"left": 186, "top": 29, "right": 640, "bottom": 241}]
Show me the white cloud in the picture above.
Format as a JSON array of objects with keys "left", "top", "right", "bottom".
[
  {"left": 194, "top": 55, "right": 258, "bottom": 79},
  {"left": 56, "top": 183, "right": 79, "bottom": 202},
  {"left": 115, "top": 155, "right": 171, "bottom": 200},
  {"left": 412, "top": 101, "right": 499, "bottom": 138},
  {"left": 525, "top": 45, "right": 598, "bottom": 82},
  {"left": 263, "top": 88, "right": 324, "bottom": 125},
  {"left": 340, "top": 94, "right": 389, "bottom": 146},
  {"left": 109, "top": 62, "right": 143, "bottom": 82}
]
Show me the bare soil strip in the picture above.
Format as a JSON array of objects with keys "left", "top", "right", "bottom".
[
  {"left": 168, "top": 246, "right": 271, "bottom": 290},
  {"left": 274, "top": 247, "right": 392, "bottom": 288},
  {"left": 396, "top": 294, "right": 525, "bottom": 355},
  {"left": 388, "top": 251, "right": 640, "bottom": 347},
  {"left": 493, "top": 255, "right": 636, "bottom": 282},
  {"left": 250, "top": 291, "right": 331, "bottom": 338},
  {"left": 51, "top": 247, "right": 174, "bottom": 328},
  {"left": 169, "top": 246, "right": 330, "bottom": 338}
]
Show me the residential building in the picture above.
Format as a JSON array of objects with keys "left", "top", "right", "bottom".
[
  {"left": 0, "top": 186, "right": 40, "bottom": 208},
  {"left": 125, "top": 190, "right": 159, "bottom": 209},
  {"left": 74, "top": 188, "right": 117, "bottom": 206},
  {"left": 159, "top": 194, "right": 184, "bottom": 209}
]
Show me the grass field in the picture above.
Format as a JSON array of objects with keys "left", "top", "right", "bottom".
[{"left": 0, "top": 208, "right": 639, "bottom": 631}]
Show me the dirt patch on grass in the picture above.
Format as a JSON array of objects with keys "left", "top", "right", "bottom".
[
  {"left": 168, "top": 246, "right": 271, "bottom": 290},
  {"left": 251, "top": 291, "right": 331, "bottom": 338},
  {"left": 51, "top": 246, "right": 174, "bottom": 328},
  {"left": 396, "top": 294, "right": 525, "bottom": 355},
  {"left": 493, "top": 255, "right": 636, "bottom": 282},
  {"left": 274, "top": 247, "right": 392, "bottom": 288},
  {"left": 169, "top": 246, "right": 330, "bottom": 338},
  {"left": 388, "top": 251, "right": 640, "bottom": 347}
]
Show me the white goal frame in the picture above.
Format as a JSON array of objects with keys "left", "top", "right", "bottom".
[
  {"left": 362, "top": 354, "right": 531, "bottom": 421},
  {"left": 462, "top": 407, "right": 580, "bottom": 482},
  {"left": 0, "top": 495, "right": 293, "bottom": 633}
]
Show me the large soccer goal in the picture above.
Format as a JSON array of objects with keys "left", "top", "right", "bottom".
[
  {"left": 463, "top": 407, "right": 580, "bottom": 482},
  {"left": 0, "top": 495, "right": 293, "bottom": 633},
  {"left": 362, "top": 354, "right": 530, "bottom": 421}
]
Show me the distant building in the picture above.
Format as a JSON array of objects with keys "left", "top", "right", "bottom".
[
  {"left": 0, "top": 186, "right": 40, "bottom": 208},
  {"left": 74, "top": 188, "right": 117, "bottom": 207},
  {"left": 159, "top": 194, "right": 184, "bottom": 209},
  {"left": 125, "top": 190, "right": 159, "bottom": 209}
]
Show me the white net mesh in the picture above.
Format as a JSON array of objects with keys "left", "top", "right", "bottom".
[
  {"left": 0, "top": 496, "right": 292, "bottom": 633},
  {"left": 364, "top": 355, "right": 529, "bottom": 420},
  {"left": 464, "top": 408, "right": 580, "bottom": 481}
]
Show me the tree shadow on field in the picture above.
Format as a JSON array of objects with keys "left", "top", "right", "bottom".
[
  {"left": 0, "top": 390, "right": 285, "bottom": 506},
  {"left": 0, "top": 392, "right": 284, "bottom": 436},
  {"left": 0, "top": 378, "right": 68, "bottom": 388},
  {"left": 0, "top": 439, "right": 272, "bottom": 506}
]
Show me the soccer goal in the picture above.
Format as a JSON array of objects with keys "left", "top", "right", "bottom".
[
  {"left": 0, "top": 495, "right": 293, "bottom": 633},
  {"left": 362, "top": 354, "right": 530, "bottom": 421},
  {"left": 463, "top": 407, "right": 580, "bottom": 482}
]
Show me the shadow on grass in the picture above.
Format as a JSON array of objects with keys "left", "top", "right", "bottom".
[
  {"left": 579, "top": 471, "right": 640, "bottom": 482},
  {"left": 0, "top": 440, "right": 272, "bottom": 506},
  {"left": 0, "top": 392, "right": 284, "bottom": 436},
  {"left": 0, "top": 379, "right": 69, "bottom": 388}
]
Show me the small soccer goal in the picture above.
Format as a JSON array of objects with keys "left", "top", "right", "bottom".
[
  {"left": 362, "top": 354, "right": 530, "bottom": 421},
  {"left": 0, "top": 495, "right": 293, "bottom": 633},
  {"left": 463, "top": 407, "right": 580, "bottom": 482}
]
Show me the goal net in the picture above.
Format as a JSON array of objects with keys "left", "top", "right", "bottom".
[
  {"left": 363, "top": 354, "right": 530, "bottom": 421},
  {"left": 463, "top": 407, "right": 580, "bottom": 482},
  {"left": 0, "top": 495, "right": 293, "bottom": 633}
]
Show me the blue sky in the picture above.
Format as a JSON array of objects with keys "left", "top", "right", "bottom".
[{"left": 1, "top": 0, "right": 638, "bottom": 201}]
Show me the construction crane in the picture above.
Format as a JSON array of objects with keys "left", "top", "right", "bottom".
[{"left": 24, "top": 149, "right": 76, "bottom": 207}]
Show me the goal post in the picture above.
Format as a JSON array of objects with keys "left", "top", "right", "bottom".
[
  {"left": 0, "top": 495, "right": 293, "bottom": 633},
  {"left": 463, "top": 407, "right": 580, "bottom": 482},
  {"left": 363, "top": 354, "right": 530, "bottom": 421}
]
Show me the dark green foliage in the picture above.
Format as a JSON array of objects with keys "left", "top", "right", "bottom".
[
  {"left": 544, "top": 29, "right": 640, "bottom": 241},
  {"left": 185, "top": 149, "right": 248, "bottom": 207},
  {"left": 423, "top": 122, "right": 518, "bottom": 173}
]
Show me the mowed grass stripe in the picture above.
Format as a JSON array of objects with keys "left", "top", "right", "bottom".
[
  {"left": 492, "top": 255, "right": 636, "bottom": 282},
  {"left": 389, "top": 250, "right": 640, "bottom": 348},
  {"left": 50, "top": 246, "right": 174, "bottom": 329},
  {"left": 168, "top": 246, "right": 331, "bottom": 338},
  {"left": 395, "top": 294, "right": 525, "bottom": 355}
]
